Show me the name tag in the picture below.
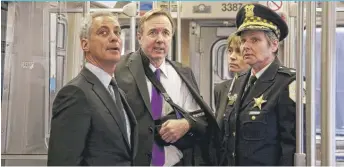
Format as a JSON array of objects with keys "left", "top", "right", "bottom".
[
  {"left": 190, "top": 110, "right": 205, "bottom": 118},
  {"left": 248, "top": 111, "right": 261, "bottom": 115}
]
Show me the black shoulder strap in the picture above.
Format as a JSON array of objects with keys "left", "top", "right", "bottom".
[{"left": 142, "top": 59, "right": 197, "bottom": 122}]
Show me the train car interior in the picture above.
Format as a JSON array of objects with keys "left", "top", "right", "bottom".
[{"left": 1, "top": 1, "right": 344, "bottom": 165}]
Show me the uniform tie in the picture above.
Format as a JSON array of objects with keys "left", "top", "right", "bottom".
[{"left": 242, "top": 75, "right": 257, "bottom": 101}]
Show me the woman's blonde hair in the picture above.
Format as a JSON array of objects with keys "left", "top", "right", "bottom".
[{"left": 227, "top": 33, "right": 241, "bottom": 51}]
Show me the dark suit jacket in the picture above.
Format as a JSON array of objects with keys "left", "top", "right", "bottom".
[
  {"left": 115, "top": 50, "right": 219, "bottom": 166},
  {"left": 223, "top": 58, "right": 296, "bottom": 166},
  {"left": 214, "top": 80, "right": 233, "bottom": 130},
  {"left": 47, "top": 67, "right": 138, "bottom": 166}
]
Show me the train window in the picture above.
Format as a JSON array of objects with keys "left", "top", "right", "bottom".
[
  {"left": 311, "top": 27, "right": 344, "bottom": 136},
  {"left": 56, "top": 22, "right": 66, "bottom": 49},
  {"left": 212, "top": 38, "right": 232, "bottom": 84},
  {"left": 1, "top": 3, "right": 7, "bottom": 99},
  {"left": 120, "top": 27, "right": 139, "bottom": 55}
]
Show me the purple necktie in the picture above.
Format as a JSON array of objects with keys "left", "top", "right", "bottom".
[{"left": 151, "top": 69, "right": 165, "bottom": 166}]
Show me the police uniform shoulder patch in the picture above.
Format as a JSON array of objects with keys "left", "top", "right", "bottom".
[
  {"left": 278, "top": 66, "right": 296, "bottom": 76},
  {"left": 288, "top": 80, "right": 306, "bottom": 104}
]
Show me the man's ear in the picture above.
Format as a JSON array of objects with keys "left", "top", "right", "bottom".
[
  {"left": 137, "top": 32, "right": 142, "bottom": 45},
  {"left": 81, "top": 38, "right": 89, "bottom": 52}
]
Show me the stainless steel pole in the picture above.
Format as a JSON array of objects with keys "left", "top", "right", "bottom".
[
  {"left": 130, "top": 2, "right": 136, "bottom": 52},
  {"left": 321, "top": 2, "right": 336, "bottom": 165},
  {"left": 83, "top": 1, "right": 90, "bottom": 17},
  {"left": 294, "top": 1, "right": 306, "bottom": 165},
  {"left": 176, "top": 1, "right": 182, "bottom": 62},
  {"left": 305, "top": 1, "right": 316, "bottom": 166}
]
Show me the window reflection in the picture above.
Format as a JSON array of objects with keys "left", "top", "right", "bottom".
[
  {"left": 309, "top": 27, "right": 344, "bottom": 136},
  {"left": 120, "top": 28, "right": 139, "bottom": 55},
  {"left": 213, "top": 39, "right": 233, "bottom": 84}
]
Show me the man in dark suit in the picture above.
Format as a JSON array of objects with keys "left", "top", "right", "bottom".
[
  {"left": 220, "top": 4, "right": 299, "bottom": 166},
  {"left": 115, "top": 9, "right": 218, "bottom": 166},
  {"left": 47, "top": 12, "right": 138, "bottom": 166},
  {"left": 213, "top": 34, "right": 249, "bottom": 165}
]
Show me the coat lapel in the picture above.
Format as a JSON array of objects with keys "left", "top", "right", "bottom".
[
  {"left": 216, "top": 81, "right": 231, "bottom": 127},
  {"left": 126, "top": 51, "right": 152, "bottom": 117},
  {"left": 168, "top": 60, "right": 218, "bottom": 125},
  {"left": 233, "top": 72, "right": 249, "bottom": 113},
  {"left": 240, "top": 59, "right": 280, "bottom": 109},
  {"left": 81, "top": 68, "right": 130, "bottom": 148},
  {"left": 168, "top": 60, "right": 199, "bottom": 93}
]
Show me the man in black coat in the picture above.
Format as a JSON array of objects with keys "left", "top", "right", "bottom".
[
  {"left": 115, "top": 9, "right": 218, "bottom": 166},
  {"left": 220, "top": 4, "right": 299, "bottom": 166},
  {"left": 47, "top": 12, "right": 138, "bottom": 166}
]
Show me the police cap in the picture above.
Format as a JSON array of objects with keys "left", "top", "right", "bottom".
[{"left": 235, "top": 3, "right": 288, "bottom": 41}]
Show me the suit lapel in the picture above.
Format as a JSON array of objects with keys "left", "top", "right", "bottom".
[
  {"left": 126, "top": 51, "right": 152, "bottom": 117},
  {"left": 240, "top": 60, "right": 279, "bottom": 109},
  {"left": 216, "top": 81, "right": 231, "bottom": 127},
  {"left": 168, "top": 60, "right": 199, "bottom": 94},
  {"left": 81, "top": 68, "right": 130, "bottom": 148},
  {"left": 168, "top": 60, "right": 218, "bottom": 126},
  {"left": 233, "top": 71, "right": 250, "bottom": 113}
]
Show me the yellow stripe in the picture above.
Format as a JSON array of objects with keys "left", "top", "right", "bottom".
[
  {"left": 237, "top": 25, "right": 281, "bottom": 39},
  {"left": 239, "top": 21, "right": 278, "bottom": 31}
]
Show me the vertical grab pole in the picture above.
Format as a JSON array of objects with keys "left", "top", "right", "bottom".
[
  {"left": 305, "top": 1, "right": 316, "bottom": 166},
  {"left": 82, "top": 1, "right": 90, "bottom": 65},
  {"left": 321, "top": 1, "right": 336, "bottom": 165},
  {"left": 294, "top": 1, "right": 306, "bottom": 165},
  {"left": 176, "top": 1, "right": 182, "bottom": 63},
  {"left": 83, "top": 1, "right": 90, "bottom": 17},
  {"left": 130, "top": 1, "right": 136, "bottom": 52}
]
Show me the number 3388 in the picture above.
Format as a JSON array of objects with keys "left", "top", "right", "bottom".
[{"left": 221, "top": 3, "right": 243, "bottom": 12}]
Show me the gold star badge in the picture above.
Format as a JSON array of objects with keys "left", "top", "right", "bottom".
[
  {"left": 228, "top": 94, "right": 237, "bottom": 106},
  {"left": 252, "top": 95, "right": 267, "bottom": 110}
]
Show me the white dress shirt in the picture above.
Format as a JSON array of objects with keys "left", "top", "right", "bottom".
[
  {"left": 250, "top": 61, "right": 273, "bottom": 80},
  {"left": 146, "top": 59, "right": 201, "bottom": 166}
]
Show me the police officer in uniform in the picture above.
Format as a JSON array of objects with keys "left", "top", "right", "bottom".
[
  {"left": 220, "top": 4, "right": 299, "bottom": 166},
  {"left": 213, "top": 34, "right": 249, "bottom": 165},
  {"left": 214, "top": 34, "right": 249, "bottom": 128}
]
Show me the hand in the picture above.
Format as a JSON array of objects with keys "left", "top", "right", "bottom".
[{"left": 159, "top": 119, "right": 190, "bottom": 143}]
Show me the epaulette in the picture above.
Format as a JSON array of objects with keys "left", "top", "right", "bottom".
[
  {"left": 278, "top": 66, "right": 296, "bottom": 76},
  {"left": 288, "top": 79, "right": 306, "bottom": 104}
]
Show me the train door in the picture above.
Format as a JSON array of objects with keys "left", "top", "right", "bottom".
[
  {"left": 275, "top": 2, "right": 344, "bottom": 165},
  {"left": 189, "top": 21, "right": 236, "bottom": 109},
  {"left": 1, "top": 2, "right": 86, "bottom": 165},
  {"left": 1, "top": 2, "right": 52, "bottom": 165}
]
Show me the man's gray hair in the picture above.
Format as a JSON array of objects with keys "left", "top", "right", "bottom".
[{"left": 79, "top": 11, "right": 118, "bottom": 39}]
